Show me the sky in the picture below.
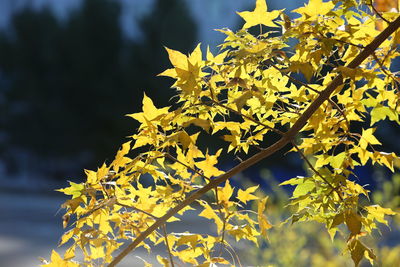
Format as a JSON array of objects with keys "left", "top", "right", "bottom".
[{"left": 0, "top": 0, "right": 305, "bottom": 48}]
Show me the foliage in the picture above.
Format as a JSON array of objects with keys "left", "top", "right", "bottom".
[
  {"left": 44, "top": 0, "right": 400, "bottom": 266},
  {"left": 247, "top": 171, "right": 400, "bottom": 267}
]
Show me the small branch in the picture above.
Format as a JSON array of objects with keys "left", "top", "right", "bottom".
[
  {"left": 369, "top": 0, "right": 391, "bottom": 24},
  {"left": 162, "top": 224, "right": 175, "bottom": 267},
  {"left": 372, "top": 52, "right": 398, "bottom": 86},
  {"left": 207, "top": 99, "right": 285, "bottom": 136},
  {"left": 116, "top": 201, "right": 159, "bottom": 220},
  {"left": 327, "top": 37, "right": 364, "bottom": 48},
  {"left": 291, "top": 141, "right": 343, "bottom": 201},
  {"left": 223, "top": 241, "right": 243, "bottom": 267},
  {"left": 165, "top": 152, "right": 211, "bottom": 181},
  {"left": 270, "top": 63, "right": 350, "bottom": 132}
]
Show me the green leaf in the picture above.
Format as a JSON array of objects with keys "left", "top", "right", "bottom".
[
  {"left": 292, "top": 179, "right": 315, "bottom": 198},
  {"left": 57, "top": 182, "right": 84, "bottom": 199}
]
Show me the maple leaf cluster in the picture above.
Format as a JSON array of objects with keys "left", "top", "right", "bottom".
[{"left": 43, "top": 0, "right": 400, "bottom": 266}]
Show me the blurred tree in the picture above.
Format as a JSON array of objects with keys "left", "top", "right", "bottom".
[
  {"left": 126, "top": 0, "right": 198, "bottom": 106},
  {"left": 0, "top": 0, "right": 197, "bottom": 180}
]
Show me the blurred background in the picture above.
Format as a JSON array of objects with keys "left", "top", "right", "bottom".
[{"left": 0, "top": 0, "right": 399, "bottom": 266}]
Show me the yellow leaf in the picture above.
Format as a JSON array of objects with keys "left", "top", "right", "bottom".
[
  {"left": 375, "top": 152, "right": 398, "bottom": 172},
  {"left": 85, "top": 169, "right": 98, "bottom": 184},
  {"left": 41, "top": 250, "right": 79, "bottom": 267},
  {"left": 345, "top": 211, "right": 362, "bottom": 236},
  {"left": 157, "top": 255, "right": 171, "bottom": 267},
  {"left": 293, "top": 0, "right": 335, "bottom": 18},
  {"left": 365, "top": 205, "right": 396, "bottom": 225},
  {"left": 237, "top": 185, "right": 259, "bottom": 204},
  {"left": 128, "top": 93, "right": 169, "bottom": 123},
  {"left": 348, "top": 239, "right": 376, "bottom": 267},
  {"left": 206, "top": 46, "right": 227, "bottom": 64},
  {"left": 64, "top": 245, "right": 76, "bottom": 261},
  {"left": 195, "top": 149, "right": 224, "bottom": 178},
  {"left": 176, "top": 233, "right": 199, "bottom": 249},
  {"left": 58, "top": 229, "right": 74, "bottom": 246},
  {"left": 188, "top": 43, "right": 202, "bottom": 67},
  {"left": 360, "top": 128, "right": 381, "bottom": 149},
  {"left": 112, "top": 141, "right": 131, "bottom": 170},
  {"left": 165, "top": 47, "right": 188, "bottom": 70},
  {"left": 218, "top": 180, "right": 234, "bottom": 204},
  {"left": 199, "top": 201, "right": 224, "bottom": 233},
  {"left": 293, "top": 179, "right": 315, "bottom": 198},
  {"left": 370, "top": 105, "right": 399, "bottom": 125},
  {"left": 237, "top": 0, "right": 281, "bottom": 29},
  {"left": 57, "top": 182, "right": 84, "bottom": 199},
  {"left": 211, "top": 257, "right": 230, "bottom": 264},
  {"left": 158, "top": 68, "right": 176, "bottom": 78},
  {"left": 330, "top": 152, "right": 347, "bottom": 169},
  {"left": 258, "top": 197, "right": 272, "bottom": 237},
  {"left": 90, "top": 245, "right": 105, "bottom": 260}
]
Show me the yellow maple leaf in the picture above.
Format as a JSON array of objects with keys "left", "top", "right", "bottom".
[
  {"left": 128, "top": 93, "right": 169, "bottom": 123},
  {"left": 41, "top": 250, "right": 79, "bottom": 267},
  {"left": 198, "top": 201, "right": 224, "bottom": 232},
  {"left": 160, "top": 45, "right": 204, "bottom": 94},
  {"left": 237, "top": 0, "right": 281, "bottom": 29},
  {"left": 218, "top": 180, "right": 234, "bottom": 204},
  {"left": 195, "top": 149, "right": 224, "bottom": 178},
  {"left": 293, "top": 0, "right": 335, "bottom": 18},
  {"left": 257, "top": 197, "right": 272, "bottom": 237},
  {"left": 165, "top": 46, "right": 189, "bottom": 70},
  {"left": 359, "top": 128, "right": 381, "bottom": 149},
  {"left": 237, "top": 185, "right": 259, "bottom": 204},
  {"left": 365, "top": 205, "right": 396, "bottom": 225},
  {"left": 111, "top": 141, "right": 131, "bottom": 170}
]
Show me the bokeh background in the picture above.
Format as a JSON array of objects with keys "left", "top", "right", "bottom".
[{"left": 0, "top": 0, "right": 399, "bottom": 266}]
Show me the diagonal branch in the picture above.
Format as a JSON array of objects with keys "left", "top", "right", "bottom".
[{"left": 108, "top": 16, "right": 400, "bottom": 267}]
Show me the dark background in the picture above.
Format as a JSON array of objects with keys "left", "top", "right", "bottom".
[{"left": 0, "top": 0, "right": 199, "bottom": 184}]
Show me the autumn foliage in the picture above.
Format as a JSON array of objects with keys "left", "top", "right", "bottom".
[{"left": 43, "top": 0, "right": 400, "bottom": 266}]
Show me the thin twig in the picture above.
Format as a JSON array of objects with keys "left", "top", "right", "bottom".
[
  {"left": 165, "top": 152, "right": 211, "bottom": 181},
  {"left": 291, "top": 141, "right": 344, "bottom": 201},
  {"left": 115, "top": 201, "right": 159, "bottom": 220},
  {"left": 369, "top": 0, "right": 391, "bottom": 24},
  {"left": 162, "top": 224, "right": 175, "bottom": 267},
  {"left": 223, "top": 241, "right": 243, "bottom": 267},
  {"left": 207, "top": 99, "right": 285, "bottom": 136},
  {"left": 372, "top": 51, "right": 398, "bottom": 85},
  {"left": 212, "top": 186, "right": 226, "bottom": 259}
]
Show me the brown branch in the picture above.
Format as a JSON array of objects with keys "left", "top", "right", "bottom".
[
  {"left": 108, "top": 16, "right": 400, "bottom": 267},
  {"left": 162, "top": 224, "right": 175, "bottom": 267},
  {"left": 270, "top": 63, "right": 350, "bottom": 132}
]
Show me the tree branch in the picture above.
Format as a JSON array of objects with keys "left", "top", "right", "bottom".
[{"left": 108, "top": 16, "right": 400, "bottom": 267}]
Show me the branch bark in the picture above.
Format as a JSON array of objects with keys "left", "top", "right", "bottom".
[{"left": 108, "top": 16, "right": 400, "bottom": 267}]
